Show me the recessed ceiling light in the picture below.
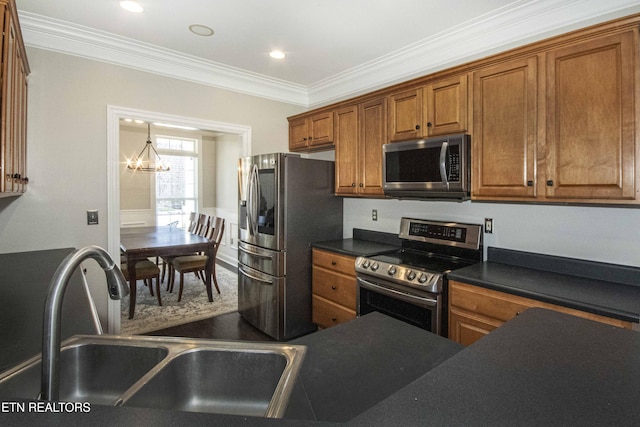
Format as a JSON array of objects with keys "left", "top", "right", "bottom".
[
  {"left": 189, "top": 24, "right": 215, "bottom": 37},
  {"left": 269, "top": 50, "right": 286, "bottom": 59},
  {"left": 120, "top": 1, "right": 144, "bottom": 13}
]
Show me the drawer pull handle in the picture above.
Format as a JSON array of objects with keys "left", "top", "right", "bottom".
[
  {"left": 331, "top": 261, "right": 337, "bottom": 265},
  {"left": 331, "top": 286, "right": 337, "bottom": 290},
  {"left": 331, "top": 317, "right": 337, "bottom": 322}
]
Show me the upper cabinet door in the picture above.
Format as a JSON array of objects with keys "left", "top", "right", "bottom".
[
  {"left": 424, "top": 74, "right": 468, "bottom": 136},
  {"left": 334, "top": 105, "right": 359, "bottom": 195},
  {"left": 288, "top": 117, "right": 309, "bottom": 151},
  {"left": 358, "top": 97, "right": 386, "bottom": 196},
  {"left": 545, "top": 30, "right": 636, "bottom": 200},
  {"left": 308, "top": 111, "right": 334, "bottom": 148},
  {"left": 388, "top": 88, "right": 423, "bottom": 142},
  {"left": 472, "top": 56, "right": 539, "bottom": 199}
]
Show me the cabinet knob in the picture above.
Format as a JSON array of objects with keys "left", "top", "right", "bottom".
[
  {"left": 331, "top": 317, "right": 337, "bottom": 322},
  {"left": 331, "top": 261, "right": 337, "bottom": 266},
  {"left": 426, "top": 122, "right": 433, "bottom": 127},
  {"left": 331, "top": 285, "right": 337, "bottom": 290},
  {"left": 415, "top": 125, "right": 420, "bottom": 130},
  {"left": 359, "top": 183, "right": 363, "bottom": 187},
  {"left": 351, "top": 183, "right": 356, "bottom": 187},
  {"left": 546, "top": 180, "right": 554, "bottom": 186},
  {"left": 303, "top": 137, "right": 307, "bottom": 141},
  {"left": 527, "top": 180, "right": 533, "bottom": 187}
]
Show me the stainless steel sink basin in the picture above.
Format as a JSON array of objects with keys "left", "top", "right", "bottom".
[
  {"left": 0, "top": 335, "right": 306, "bottom": 419},
  {"left": 121, "top": 348, "right": 290, "bottom": 416},
  {"left": 0, "top": 342, "right": 168, "bottom": 404}
]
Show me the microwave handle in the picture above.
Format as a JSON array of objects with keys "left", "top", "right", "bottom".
[{"left": 439, "top": 142, "right": 449, "bottom": 184}]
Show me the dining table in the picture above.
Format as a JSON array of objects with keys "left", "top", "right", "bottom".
[{"left": 120, "top": 226, "right": 215, "bottom": 319}]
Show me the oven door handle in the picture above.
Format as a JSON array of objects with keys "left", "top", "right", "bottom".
[{"left": 357, "top": 277, "right": 438, "bottom": 308}]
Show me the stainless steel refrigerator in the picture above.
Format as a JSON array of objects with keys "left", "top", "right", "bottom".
[{"left": 237, "top": 153, "right": 343, "bottom": 340}]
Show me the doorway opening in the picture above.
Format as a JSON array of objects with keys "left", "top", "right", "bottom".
[{"left": 107, "top": 105, "right": 251, "bottom": 333}]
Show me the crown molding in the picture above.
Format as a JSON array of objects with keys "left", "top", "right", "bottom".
[
  {"left": 307, "top": 0, "right": 640, "bottom": 107},
  {"left": 18, "top": 11, "right": 309, "bottom": 106},
  {"left": 18, "top": 0, "right": 640, "bottom": 109}
]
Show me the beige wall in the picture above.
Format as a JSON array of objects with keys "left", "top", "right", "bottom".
[
  {"left": 119, "top": 126, "right": 152, "bottom": 210},
  {"left": 0, "top": 47, "right": 304, "bottom": 322}
]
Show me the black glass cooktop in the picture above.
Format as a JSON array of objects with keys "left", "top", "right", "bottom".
[{"left": 370, "top": 249, "right": 476, "bottom": 273}]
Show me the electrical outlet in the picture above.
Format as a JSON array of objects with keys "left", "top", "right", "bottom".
[
  {"left": 484, "top": 218, "right": 493, "bottom": 234},
  {"left": 87, "top": 210, "right": 99, "bottom": 225},
  {"left": 372, "top": 209, "right": 378, "bottom": 221}
]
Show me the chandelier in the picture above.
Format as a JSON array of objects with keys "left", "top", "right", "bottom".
[{"left": 127, "top": 123, "right": 170, "bottom": 172}]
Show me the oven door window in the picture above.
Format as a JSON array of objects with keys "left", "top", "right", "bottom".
[{"left": 358, "top": 285, "right": 438, "bottom": 334}]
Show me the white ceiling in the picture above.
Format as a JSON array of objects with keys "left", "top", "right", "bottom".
[{"left": 15, "top": 0, "right": 640, "bottom": 107}]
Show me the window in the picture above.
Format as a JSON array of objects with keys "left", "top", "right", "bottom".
[{"left": 155, "top": 134, "right": 199, "bottom": 228}]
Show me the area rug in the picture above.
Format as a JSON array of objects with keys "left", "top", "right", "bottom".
[{"left": 120, "top": 265, "right": 238, "bottom": 335}]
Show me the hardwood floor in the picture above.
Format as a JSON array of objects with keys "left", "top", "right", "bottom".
[{"left": 145, "top": 311, "right": 275, "bottom": 341}]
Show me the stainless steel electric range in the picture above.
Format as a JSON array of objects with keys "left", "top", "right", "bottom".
[{"left": 355, "top": 217, "right": 483, "bottom": 336}]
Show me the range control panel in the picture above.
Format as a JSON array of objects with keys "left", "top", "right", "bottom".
[
  {"left": 354, "top": 256, "right": 442, "bottom": 293},
  {"left": 399, "top": 217, "right": 481, "bottom": 250}
]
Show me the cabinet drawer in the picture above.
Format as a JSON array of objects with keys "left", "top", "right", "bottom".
[
  {"left": 449, "top": 281, "right": 530, "bottom": 323},
  {"left": 312, "top": 266, "right": 356, "bottom": 309},
  {"left": 312, "top": 249, "right": 356, "bottom": 277},
  {"left": 312, "top": 295, "right": 356, "bottom": 329}
]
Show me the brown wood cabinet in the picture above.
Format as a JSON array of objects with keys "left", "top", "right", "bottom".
[
  {"left": 287, "top": 14, "right": 640, "bottom": 205},
  {"left": 448, "top": 280, "right": 632, "bottom": 346},
  {"left": 311, "top": 248, "right": 357, "bottom": 329},
  {"left": 335, "top": 97, "right": 386, "bottom": 196},
  {"left": 544, "top": 30, "right": 637, "bottom": 201},
  {"left": 388, "top": 74, "right": 468, "bottom": 142},
  {"left": 472, "top": 56, "right": 539, "bottom": 199},
  {"left": 472, "top": 27, "right": 638, "bottom": 203},
  {"left": 288, "top": 111, "right": 334, "bottom": 151},
  {"left": 0, "top": 0, "right": 29, "bottom": 198}
]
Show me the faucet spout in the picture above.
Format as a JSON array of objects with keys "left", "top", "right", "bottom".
[{"left": 40, "top": 245, "right": 129, "bottom": 401}]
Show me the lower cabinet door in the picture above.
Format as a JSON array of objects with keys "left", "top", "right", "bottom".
[
  {"left": 312, "top": 295, "right": 356, "bottom": 329},
  {"left": 449, "top": 308, "right": 502, "bottom": 346}
]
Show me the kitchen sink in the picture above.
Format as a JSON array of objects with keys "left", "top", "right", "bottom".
[
  {"left": 0, "top": 335, "right": 306, "bottom": 418},
  {"left": 121, "top": 348, "right": 290, "bottom": 416},
  {"left": 0, "top": 342, "right": 168, "bottom": 404}
]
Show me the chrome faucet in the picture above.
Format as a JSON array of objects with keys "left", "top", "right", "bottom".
[{"left": 41, "top": 245, "right": 129, "bottom": 401}]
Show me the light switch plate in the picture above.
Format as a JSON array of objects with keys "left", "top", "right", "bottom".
[{"left": 87, "top": 210, "right": 99, "bottom": 225}]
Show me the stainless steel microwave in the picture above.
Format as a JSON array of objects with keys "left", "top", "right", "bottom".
[{"left": 382, "top": 134, "right": 470, "bottom": 200}]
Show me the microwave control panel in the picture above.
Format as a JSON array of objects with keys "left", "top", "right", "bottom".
[{"left": 449, "top": 145, "right": 460, "bottom": 182}]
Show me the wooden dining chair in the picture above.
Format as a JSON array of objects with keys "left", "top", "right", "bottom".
[
  {"left": 120, "top": 259, "right": 162, "bottom": 306},
  {"left": 169, "top": 217, "right": 225, "bottom": 302}
]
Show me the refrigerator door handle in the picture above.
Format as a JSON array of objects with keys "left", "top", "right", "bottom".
[
  {"left": 239, "top": 266, "right": 274, "bottom": 285},
  {"left": 247, "top": 164, "right": 260, "bottom": 236}
]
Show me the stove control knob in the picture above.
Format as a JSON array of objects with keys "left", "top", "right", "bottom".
[
  {"left": 371, "top": 262, "right": 379, "bottom": 271},
  {"left": 387, "top": 266, "right": 397, "bottom": 276},
  {"left": 418, "top": 273, "right": 429, "bottom": 283},
  {"left": 406, "top": 270, "right": 417, "bottom": 281},
  {"left": 362, "top": 260, "right": 371, "bottom": 269}
]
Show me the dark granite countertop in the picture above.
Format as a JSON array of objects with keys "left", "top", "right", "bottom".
[
  {"left": 3, "top": 310, "right": 640, "bottom": 425},
  {"left": 0, "top": 248, "right": 101, "bottom": 373},
  {"left": 311, "top": 228, "right": 400, "bottom": 257},
  {"left": 287, "top": 312, "right": 463, "bottom": 422},
  {"left": 350, "top": 308, "right": 640, "bottom": 426},
  {"left": 448, "top": 247, "right": 640, "bottom": 323}
]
